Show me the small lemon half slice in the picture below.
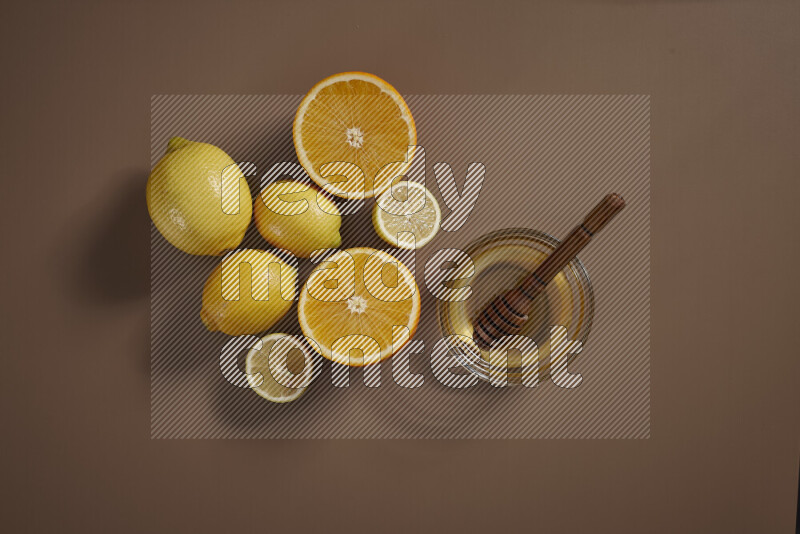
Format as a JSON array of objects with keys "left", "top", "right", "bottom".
[
  {"left": 245, "top": 333, "right": 315, "bottom": 403},
  {"left": 372, "top": 181, "right": 441, "bottom": 249}
]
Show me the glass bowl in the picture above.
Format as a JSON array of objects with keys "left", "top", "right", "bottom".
[{"left": 436, "top": 228, "right": 595, "bottom": 384}]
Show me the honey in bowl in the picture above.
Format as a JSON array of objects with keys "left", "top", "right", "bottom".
[{"left": 436, "top": 228, "right": 594, "bottom": 384}]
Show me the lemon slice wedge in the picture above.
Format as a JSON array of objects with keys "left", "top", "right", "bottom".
[
  {"left": 373, "top": 181, "right": 441, "bottom": 249},
  {"left": 245, "top": 333, "right": 315, "bottom": 403}
]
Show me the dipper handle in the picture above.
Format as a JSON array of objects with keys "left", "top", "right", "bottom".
[{"left": 473, "top": 194, "right": 626, "bottom": 350}]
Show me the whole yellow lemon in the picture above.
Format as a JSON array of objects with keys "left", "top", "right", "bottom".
[
  {"left": 254, "top": 180, "right": 342, "bottom": 258},
  {"left": 200, "top": 249, "right": 297, "bottom": 336},
  {"left": 147, "top": 137, "right": 253, "bottom": 255}
]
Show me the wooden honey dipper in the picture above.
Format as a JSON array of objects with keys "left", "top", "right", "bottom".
[{"left": 473, "top": 193, "right": 626, "bottom": 350}]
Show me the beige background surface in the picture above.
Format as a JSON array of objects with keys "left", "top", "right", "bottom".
[{"left": 1, "top": 1, "right": 798, "bottom": 532}]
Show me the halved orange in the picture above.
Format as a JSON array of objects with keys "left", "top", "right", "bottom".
[
  {"left": 297, "top": 248, "right": 420, "bottom": 367},
  {"left": 293, "top": 72, "right": 417, "bottom": 199}
]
